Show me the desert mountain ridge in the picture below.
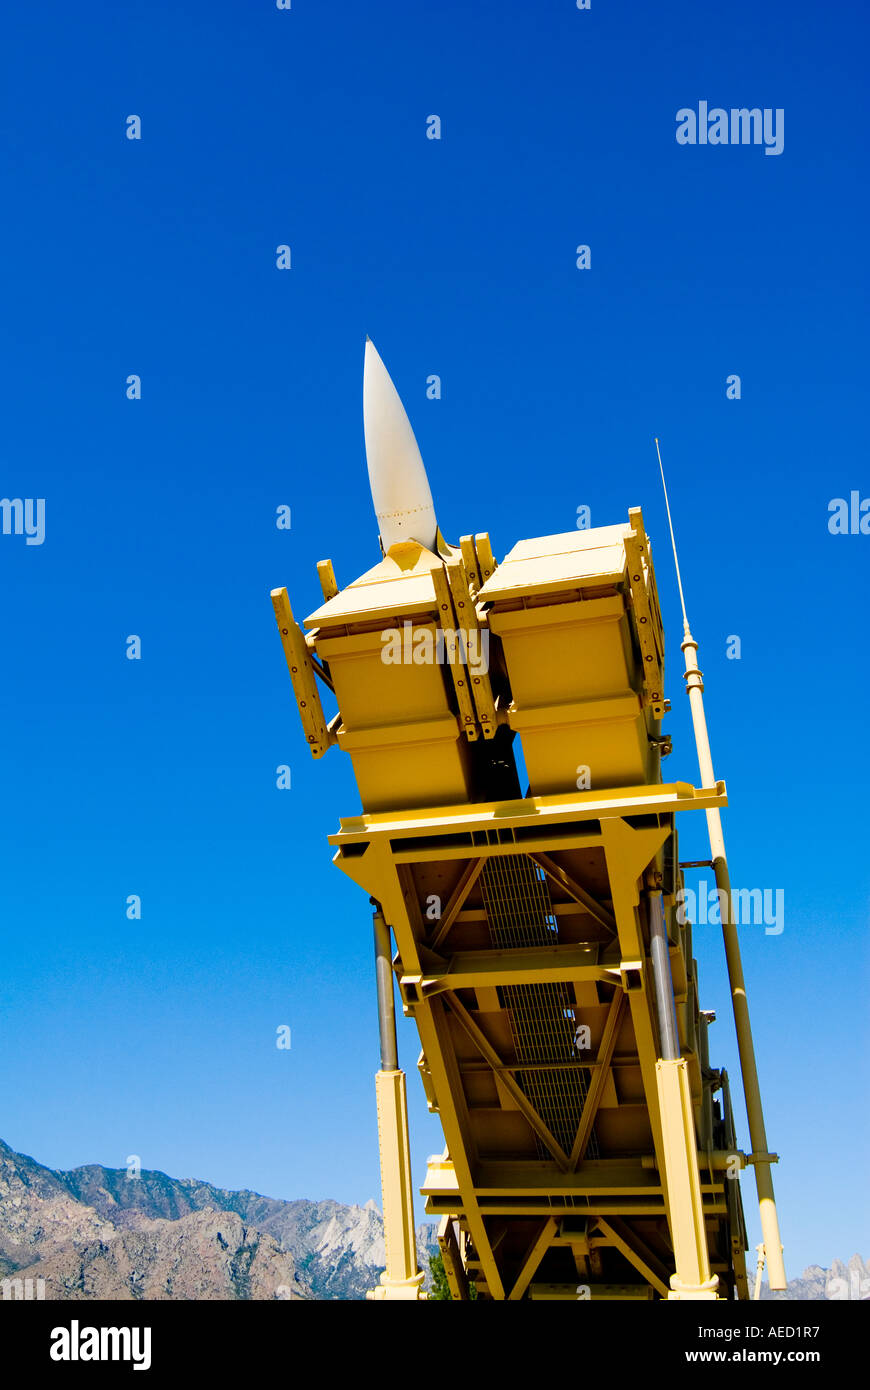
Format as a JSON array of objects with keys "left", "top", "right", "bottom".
[
  {"left": 0, "top": 1137, "right": 862, "bottom": 1301},
  {"left": 0, "top": 1137, "right": 436, "bottom": 1300}
]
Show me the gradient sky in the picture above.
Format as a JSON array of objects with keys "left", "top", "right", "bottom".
[{"left": 1, "top": 0, "right": 867, "bottom": 1280}]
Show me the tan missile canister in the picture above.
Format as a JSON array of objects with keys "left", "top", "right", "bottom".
[
  {"left": 479, "top": 510, "right": 666, "bottom": 795},
  {"left": 304, "top": 540, "right": 476, "bottom": 813}
]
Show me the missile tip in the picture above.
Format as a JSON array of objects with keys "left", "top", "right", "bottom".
[{"left": 363, "top": 339, "right": 437, "bottom": 553}]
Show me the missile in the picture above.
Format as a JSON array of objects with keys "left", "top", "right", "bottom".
[{"left": 363, "top": 337, "right": 438, "bottom": 553}]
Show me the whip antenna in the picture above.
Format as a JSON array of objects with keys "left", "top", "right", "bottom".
[
  {"left": 652, "top": 434, "right": 788, "bottom": 1291},
  {"left": 654, "top": 436, "right": 689, "bottom": 632}
]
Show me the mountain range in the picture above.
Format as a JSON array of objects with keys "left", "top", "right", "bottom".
[
  {"left": 0, "top": 1137, "right": 862, "bottom": 1301},
  {"left": 0, "top": 1137, "right": 436, "bottom": 1300},
  {"left": 759, "top": 1253, "right": 869, "bottom": 1302}
]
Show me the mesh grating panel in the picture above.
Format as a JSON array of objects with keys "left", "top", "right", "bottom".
[
  {"left": 479, "top": 854, "right": 558, "bottom": 947},
  {"left": 481, "top": 856, "right": 600, "bottom": 1159}
]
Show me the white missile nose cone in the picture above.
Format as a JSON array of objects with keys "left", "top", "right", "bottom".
[{"left": 364, "top": 338, "right": 438, "bottom": 552}]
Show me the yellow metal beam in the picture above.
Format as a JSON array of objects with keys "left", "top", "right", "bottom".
[
  {"left": 431, "top": 564, "right": 479, "bottom": 742},
  {"left": 599, "top": 817, "right": 673, "bottom": 1214},
  {"left": 429, "top": 858, "right": 484, "bottom": 951},
  {"left": 569, "top": 992, "right": 626, "bottom": 1169},
  {"left": 413, "top": 997, "right": 506, "bottom": 1299},
  {"left": 413, "top": 945, "right": 609, "bottom": 996},
  {"left": 656, "top": 1059, "right": 719, "bottom": 1300},
  {"left": 530, "top": 1282, "right": 654, "bottom": 1301},
  {"left": 438, "top": 1216, "right": 470, "bottom": 1301},
  {"left": 508, "top": 1219, "right": 558, "bottom": 1301},
  {"left": 329, "top": 781, "right": 727, "bottom": 848},
  {"left": 530, "top": 852, "right": 617, "bottom": 933},
  {"left": 459, "top": 535, "right": 482, "bottom": 594},
  {"left": 596, "top": 1217, "right": 671, "bottom": 1299},
  {"left": 445, "top": 559, "right": 498, "bottom": 738},
  {"left": 473, "top": 532, "right": 496, "bottom": 585},
  {"left": 426, "top": 1162, "right": 664, "bottom": 1197},
  {"left": 270, "top": 587, "right": 333, "bottom": 758},
  {"left": 368, "top": 1068, "right": 426, "bottom": 1300},
  {"left": 316, "top": 558, "right": 339, "bottom": 601},
  {"left": 444, "top": 992, "right": 572, "bottom": 1170}
]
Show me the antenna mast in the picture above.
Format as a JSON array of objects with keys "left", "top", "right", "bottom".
[{"left": 655, "top": 437, "right": 787, "bottom": 1292}]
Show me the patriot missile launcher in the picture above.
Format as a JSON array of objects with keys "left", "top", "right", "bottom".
[{"left": 270, "top": 341, "right": 785, "bottom": 1300}]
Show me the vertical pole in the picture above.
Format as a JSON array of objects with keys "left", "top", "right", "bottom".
[
  {"left": 647, "top": 890, "right": 718, "bottom": 1299},
  {"left": 648, "top": 891, "right": 680, "bottom": 1061},
  {"left": 654, "top": 439, "right": 786, "bottom": 1293},
  {"left": 368, "top": 906, "right": 426, "bottom": 1300},
  {"left": 681, "top": 630, "right": 787, "bottom": 1290},
  {"left": 374, "top": 907, "right": 398, "bottom": 1071},
  {"left": 697, "top": 1010, "right": 715, "bottom": 1152}
]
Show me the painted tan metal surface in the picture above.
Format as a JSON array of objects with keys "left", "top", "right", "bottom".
[
  {"left": 272, "top": 502, "right": 781, "bottom": 1300},
  {"left": 368, "top": 1069, "right": 426, "bottom": 1300}
]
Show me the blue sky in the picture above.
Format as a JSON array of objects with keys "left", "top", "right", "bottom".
[{"left": 0, "top": 0, "right": 867, "bottom": 1279}]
